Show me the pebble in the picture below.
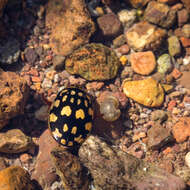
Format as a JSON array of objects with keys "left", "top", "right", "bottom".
[
  {"left": 34, "top": 105, "right": 49, "bottom": 121},
  {"left": 52, "top": 55, "right": 65, "bottom": 71},
  {"left": 24, "top": 47, "right": 39, "bottom": 64},
  {"left": 168, "top": 36, "right": 181, "bottom": 57},
  {"left": 185, "top": 152, "right": 190, "bottom": 168},
  {"left": 151, "top": 110, "right": 168, "bottom": 123},
  {"left": 130, "top": 51, "right": 156, "bottom": 75},
  {"left": 41, "top": 78, "right": 53, "bottom": 89},
  {"left": 157, "top": 54, "right": 173, "bottom": 74}
]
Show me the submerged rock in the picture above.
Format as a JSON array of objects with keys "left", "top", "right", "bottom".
[
  {"left": 79, "top": 135, "right": 186, "bottom": 190},
  {"left": 0, "top": 70, "right": 29, "bottom": 129},
  {"left": 0, "top": 129, "right": 33, "bottom": 153},
  {"left": 123, "top": 78, "right": 164, "bottom": 107},
  {"left": 45, "top": 0, "right": 95, "bottom": 56},
  {"left": 0, "top": 166, "right": 34, "bottom": 190},
  {"left": 65, "top": 43, "right": 120, "bottom": 81},
  {"left": 51, "top": 147, "right": 90, "bottom": 190},
  {"left": 125, "top": 21, "right": 167, "bottom": 51}
]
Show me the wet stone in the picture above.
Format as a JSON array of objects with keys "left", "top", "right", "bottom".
[
  {"left": 51, "top": 147, "right": 90, "bottom": 190},
  {"left": 125, "top": 21, "right": 167, "bottom": 51},
  {"left": 24, "top": 47, "right": 39, "bottom": 64},
  {"left": 0, "top": 129, "right": 33, "bottom": 154},
  {"left": 65, "top": 43, "right": 120, "bottom": 81},
  {"left": 147, "top": 123, "right": 172, "bottom": 150},
  {"left": 144, "top": 1, "right": 176, "bottom": 28},
  {"left": 130, "top": 51, "right": 156, "bottom": 75}
]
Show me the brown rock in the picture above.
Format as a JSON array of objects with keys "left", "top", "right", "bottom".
[
  {"left": 144, "top": 1, "right": 176, "bottom": 28},
  {"left": 125, "top": 21, "right": 167, "bottom": 51},
  {"left": 128, "top": 0, "right": 150, "bottom": 8},
  {"left": 45, "top": 0, "right": 95, "bottom": 56},
  {"left": 158, "top": 0, "right": 179, "bottom": 4},
  {"left": 177, "top": 8, "right": 189, "bottom": 27},
  {"left": 130, "top": 51, "right": 156, "bottom": 75},
  {"left": 51, "top": 147, "right": 89, "bottom": 190},
  {"left": 172, "top": 117, "right": 190, "bottom": 143},
  {"left": 31, "top": 129, "right": 58, "bottom": 189},
  {"left": 0, "top": 129, "right": 33, "bottom": 153},
  {"left": 65, "top": 43, "right": 120, "bottom": 81},
  {"left": 97, "top": 13, "right": 122, "bottom": 39},
  {"left": 0, "top": 166, "right": 34, "bottom": 190},
  {"left": 79, "top": 135, "right": 186, "bottom": 190},
  {"left": 147, "top": 123, "right": 172, "bottom": 150},
  {"left": 0, "top": 70, "right": 29, "bottom": 129},
  {"left": 0, "top": 157, "right": 6, "bottom": 171},
  {"left": 181, "top": 0, "right": 190, "bottom": 13}
]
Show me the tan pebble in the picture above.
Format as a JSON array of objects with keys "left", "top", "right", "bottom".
[{"left": 20, "top": 153, "right": 32, "bottom": 163}]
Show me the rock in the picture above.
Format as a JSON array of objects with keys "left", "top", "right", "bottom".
[
  {"left": 147, "top": 123, "right": 172, "bottom": 150},
  {"left": 65, "top": 43, "right": 120, "bottom": 81},
  {"left": 168, "top": 36, "right": 181, "bottom": 57},
  {"left": 34, "top": 105, "right": 49, "bottom": 121},
  {"left": 144, "top": 1, "right": 176, "bottom": 28},
  {"left": 31, "top": 129, "right": 58, "bottom": 190},
  {"left": 123, "top": 78, "right": 164, "bottom": 107},
  {"left": 130, "top": 51, "right": 156, "bottom": 75},
  {"left": 128, "top": 0, "right": 150, "bottom": 8},
  {"left": 172, "top": 117, "right": 190, "bottom": 143},
  {"left": 112, "top": 34, "right": 126, "bottom": 48},
  {"left": 181, "top": 0, "right": 190, "bottom": 13},
  {"left": 97, "top": 13, "right": 122, "bottom": 39},
  {"left": 79, "top": 135, "right": 186, "bottom": 190},
  {"left": 0, "top": 166, "right": 34, "bottom": 190},
  {"left": 117, "top": 45, "right": 130, "bottom": 55},
  {"left": 151, "top": 110, "right": 168, "bottom": 123},
  {"left": 41, "top": 78, "right": 52, "bottom": 89},
  {"left": 125, "top": 21, "right": 167, "bottom": 51},
  {"left": 117, "top": 9, "right": 136, "bottom": 29},
  {"left": 157, "top": 54, "right": 173, "bottom": 74},
  {"left": 180, "top": 37, "right": 190, "bottom": 47},
  {"left": 0, "top": 70, "right": 29, "bottom": 129},
  {"left": 182, "top": 24, "right": 190, "bottom": 38},
  {"left": 45, "top": 0, "right": 95, "bottom": 56},
  {"left": 24, "top": 47, "right": 39, "bottom": 65},
  {"left": 0, "top": 38, "right": 20, "bottom": 65},
  {"left": 0, "top": 157, "right": 6, "bottom": 171},
  {"left": 178, "top": 71, "right": 190, "bottom": 89},
  {"left": 52, "top": 55, "right": 65, "bottom": 71},
  {"left": 177, "top": 8, "right": 189, "bottom": 27},
  {"left": 51, "top": 147, "right": 90, "bottom": 190},
  {"left": 0, "top": 129, "right": 33, "bottom": 153},
  {"left": 185, "top": 152, "right": 190, "bottom": 168}
]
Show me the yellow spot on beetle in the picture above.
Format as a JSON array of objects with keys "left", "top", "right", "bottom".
[
  {"left": 77, "top": 99, "right": 81, "bottom": 105},
  {"left": 71, "top": 126, "right": 77, "bottom": 134},
  {"left": 70, "top": 97, "right": 74, "bottom": 103},
  {"left": 74, "top": 135, "right": 84, "bottom": 144},
  {"left": 68, "top": 141, "right": 73, "bottom": 146},
  {"left": 63, "top": 123, "right": 68, "bottom": 132},
  {"left": 76, "top": 109, "right": 85, "bottom": 119},
  {"left": 62, "top": 95, "right": 67, "bottom": 102},
  {"left": 85, "top": 122, "right": 92, "bottom": 131},
  {"left": 61, "top": 139, "right": 66, "bottom": 145},
  {"left": 53, "top": 100, "right": 60, "bottom": 108},
  {"left": 84, "top": 100, "right": 88, "bottom": 107},
  {"left": 61, "top": 106, "right": 72, "bottom": 116},
  {"left": 52, "top": 128, "right": 62, "bottom": 138},
  {"left": 71, "top": 90, "right": 76, "bottom": 95},
  {"left": 78, "top": 92, "right": 83, "bottom": 96},
  {"left": 49, "top": 113, "right": 58, "bottom": 122},
  {"left": 60, "top": 89, "right": 67, "bottom": 96}
]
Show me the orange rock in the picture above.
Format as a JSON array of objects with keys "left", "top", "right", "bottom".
[
  {"left": 172, "top": 117, "right": 190, "bottom": 143},
  {"left": 130, "top": 51, "right": 156, "bottom": 75},
  {"left": 180, "top": 37, "right": 190, "bottom": 47},
  {"left": 171, "top": 68, "right": 182, "bottom": 79},
  {"left": 0, "top": 166, "right": 34, "bottom": 190}
]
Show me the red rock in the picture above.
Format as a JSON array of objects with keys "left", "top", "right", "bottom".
[
  {"left": 180, "top": 37, "right": 190, "bottom": 47},
  {"left": 172, "top": 117, "right": 190, "bottom": 143},
  {"left": 31, "top": 76, "right": 41, "bottom": 83},
  {"left": 86, "top": 81, "right": 104, "bottom": 91},
  {"left": 171, "top": 68, "right": 182, "bottom": 79},
  {"left": 20, "top": 153, "right": 32, "bottom": 164},
  {"left": 29, "top": 67, "right": 39, "bottom": 76},
  {"left": 31, "top": 129, "right": 58, "bottom": 189},
  {"left": 185, "top": 47, "right": 190, "bottom": 55},
  {"left": 167, "top": 100, "right": 177, "bottom": 111},
  {"left": 171, "top": 3, "right": 184, "bottom": 10},
  {"left": 130, "top": 51, "right": 156, "bottom": 75}
]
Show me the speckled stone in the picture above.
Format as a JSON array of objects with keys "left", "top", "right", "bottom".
[
  {"left": 157, "top": 54, "right": 173, "bottom": 74},
  {"left": 65, "top": 43, "right": 120, "bottom": 81},
  {"left": 168, "top": 36, "right": 181, "bottom": 57}
]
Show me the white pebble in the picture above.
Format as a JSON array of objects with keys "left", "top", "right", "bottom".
[
  {"left": 185, "top": 152, "right": 190, "bottom": 168},
  {"left": 183, "top": 56, "right": 190, "bottom": 65}
]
